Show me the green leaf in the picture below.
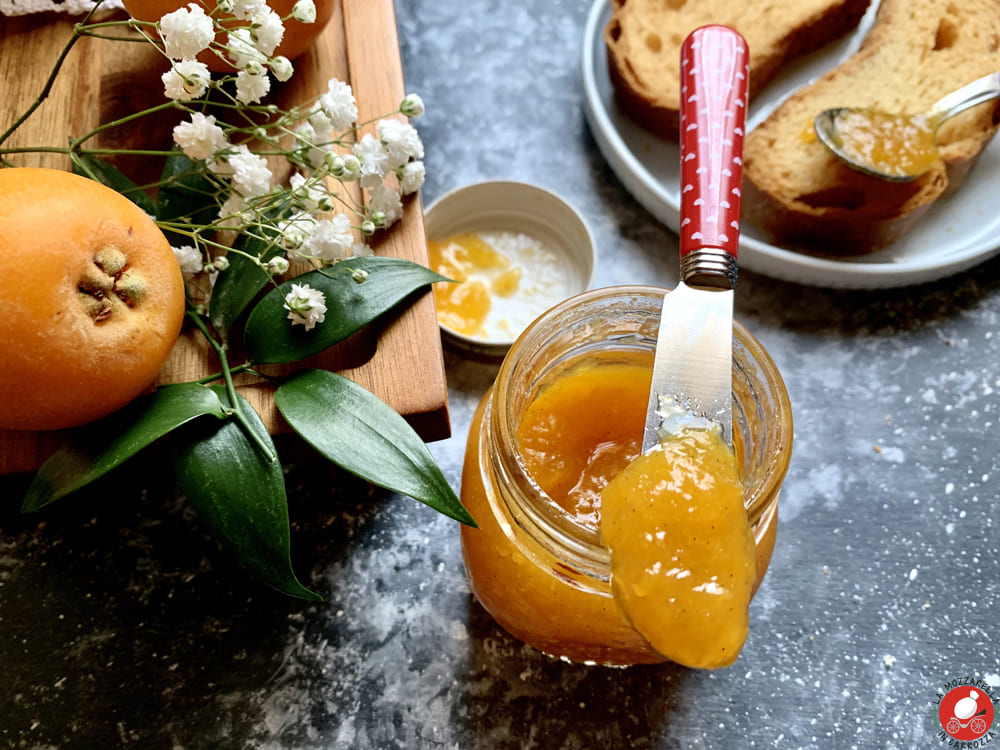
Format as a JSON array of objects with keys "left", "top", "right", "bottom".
[
  {"left": 71, "top": 153, "right": 157, "bottom": 216},
  {"left": 155, "top": 151, "right": 219, "bottom": 249},
  {"left": 275, "top": 369, "right": 475, "bottom": 526},
  {"left": 208, "top": 213, "right": 287, "bottom": 340},
  {"left": 172, "top": 387, "right": 321, "bottom": 601},
  {"left": 243, "top": 257, "right": 447, "bottom": 364},
  {"left": 22, "top": 383, "right": 228, "bottom": 513}
]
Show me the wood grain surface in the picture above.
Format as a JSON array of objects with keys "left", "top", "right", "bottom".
[{"left": 0, "top": 0, "right": 450, "bottom": 475}]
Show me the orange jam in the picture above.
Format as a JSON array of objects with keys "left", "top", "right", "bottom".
[
  {"left": 427, "top": 230, "right": 569, "bottom": 342},
  {"left": 830, "top": 109, "right": 938, "bottom": 178},
  {"left": 517, "top": 357, "right": 649, "bottom": 529},
  {"left": 601, "top": 426, "right": 756, "bottom": 669},
  {"left": 428, "top": 232, "right": 513, "bottom": 336},
  {"left": 460, "top": 347, "right": 775, "bottom": 666}
]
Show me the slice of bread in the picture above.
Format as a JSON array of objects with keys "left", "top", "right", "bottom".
[
  {"left": 604, "top": 0, "right": 871, "bottom": 139},
  {"left": 743, "top": 0, "right": 1000, "bottom": 255}
]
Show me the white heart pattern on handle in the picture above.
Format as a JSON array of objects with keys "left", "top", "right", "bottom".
[{"left": 678, "top": 25, "right": 750, "bottom": 262}]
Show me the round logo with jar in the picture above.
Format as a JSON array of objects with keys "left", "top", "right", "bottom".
[{"left": 936, "top": 680, "right": 997, "bottom": 744}]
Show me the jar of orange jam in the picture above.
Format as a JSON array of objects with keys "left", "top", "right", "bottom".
[{"left": 459, "top": 285, "right": 793, "bottom": 666}]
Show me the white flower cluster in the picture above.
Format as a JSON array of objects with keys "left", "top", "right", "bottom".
[
  {"left": 157, "top": 0, "right": 308, "bottom": 104},
  {"left": 148, "top": 1, "right": 428, "bottom": 330},
  {"left": 283, "top": 282, "right": 327, "bottom": 331}
]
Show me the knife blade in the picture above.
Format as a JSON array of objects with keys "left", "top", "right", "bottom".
[{"left": 641, "top": 25, "right": 749, "bottom": 453}]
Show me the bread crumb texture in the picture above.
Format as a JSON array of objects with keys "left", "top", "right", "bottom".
[{"left": 604, "top": 0, "right": 871, "bottom": 137}]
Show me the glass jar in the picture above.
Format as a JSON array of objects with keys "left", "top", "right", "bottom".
[{"left": 459, "top": 285, "right": 793, "bottom": 667}]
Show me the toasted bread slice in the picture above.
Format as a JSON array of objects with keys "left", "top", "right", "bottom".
[
  {"left": 604, "top": 0, "right": 871, "bottom": 139},
  {"left": 743, "top": 0, "right": 1000, "bottom": 255}
]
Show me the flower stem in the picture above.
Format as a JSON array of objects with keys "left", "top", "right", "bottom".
[
  {"left": 0, "top": 25, "right": 83, "bottom": 149},
  {"left": 70, "top": 101, "right": 177, "bottom": 150},
  {"left": 186, "top": 310, "right": 277, "bottom": 463}
]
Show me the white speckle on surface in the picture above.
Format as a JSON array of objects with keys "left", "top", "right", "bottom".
[
  {"left": 876, "top": 446, "right": 905, "bottom": 463},
  {"left": 780, "top": 463, "right": 844, "bottom": 521},
  {"left": 908, "top": 568, "right": 918, "bottom": 581},
  {"left": 883, "top": 655, "right": 896, "bottom": 669},
  {"left": 945, "top": 483, "right": 955, "bottom": 494}
]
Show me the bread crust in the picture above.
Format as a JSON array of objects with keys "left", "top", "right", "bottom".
[
  {"left": 604, "top": 0, "right": 872, "bottom": 139},
  {"left": 742, "top": 0, "right": 1000, "bottom": 255}
]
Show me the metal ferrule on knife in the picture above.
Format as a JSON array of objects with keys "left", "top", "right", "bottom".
[{"left": 680, "top": 248, "right": 739, "bottom": 290}]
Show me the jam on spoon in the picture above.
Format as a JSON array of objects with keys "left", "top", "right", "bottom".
[{"left": 813, "top": 71, "right": 1000, "bottom": 181}]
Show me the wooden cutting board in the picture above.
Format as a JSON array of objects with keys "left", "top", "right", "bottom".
[{"left": 0, "top": 0, "right": 450, "bottom": 475}]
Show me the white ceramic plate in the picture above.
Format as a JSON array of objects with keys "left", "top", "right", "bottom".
[{"left": 581, "top": 0, "right": 1000, "bottom": 289}]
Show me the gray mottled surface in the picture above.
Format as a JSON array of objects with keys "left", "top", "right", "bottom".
[{"left": 2, "top": 0, "right": 1000, "bottom": 748}]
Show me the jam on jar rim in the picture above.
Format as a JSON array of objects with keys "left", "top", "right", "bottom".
[{"left": 483, "top": 284, "right": 794, "bottom": 588}]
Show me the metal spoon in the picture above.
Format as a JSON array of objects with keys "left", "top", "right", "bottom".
[{"left": 813, "top": 71, "right": 1000, "bottom": 182}]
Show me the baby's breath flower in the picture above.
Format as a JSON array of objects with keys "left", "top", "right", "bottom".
[
  {"left": 351, "top": 268, "right": 368, "bottom": 283},
  {"left": 341, "top": 154, "right": 362, "bottom": 180},
  {"left": 267, "top": 256, "right": 290, "bottom": 275},
  {"left": 353, "top": 133, "right": 389, "bottom": 189},
  {"left": 236, "top": 70, "right": 271, "bottom": 104},
  {"left": 217, "top": 192, "right": 250, "bottom": 230},
  {"left": 301, "top": 214, "right": 353, "bottom": 263},
  {"left": 306, "top": 142, "right": 333, "bottom": 171},
  {"left": 173, "top": 245, "right": 203, "bottom": 278},
  {"left": 367, "top": 184, "right": 403, "bottom": 227},
  {"left": 319, "top": 79, "right": 358, "bottom": 130},
  {"left": 227, "top": 27, "right": 267, "bottom": 69},
  {"left": 161, "top": 59, "right": 211, "bottom": 101},
  {"left": 159, "top": 4, "right": 215, "bottom": 61},
  {"left": 271, "top": 55, "right": 294, "bottom": 82},
  {"left": 213, "top": 256, "right": 230, "bottom": 271},
  {"left": 350, "top": 241, "right": 373, "bottom": 258},
  {"left": 227, "top": 146, "right": 273, "bottom": 197},
  {"left": 284, "top": 283, "right": 327, "bottom": 331},
  {"left": 378, "top": 118, "right": 424, "bottom": 169},
  {"left": 398, "top": 160, "right": 425, "bottom": 195},
  {"left": 289, "top": 173, "right": 333, "bottom": 212},
  {"left": 292, "top": 0, "right": 317, "bottom": 24},
  {"left": 173, "top": 112, "right": 228, "bottom": 160},
  {"left": 244, "top": 59, "right": 266, "bottom": 77},
  {"left": 399, "top": 93, "right": 425, "bottom": 118},
  {"left": 293, "top": 121, "right": 316, "bottom": 149},
  {"left": 290, "top": 122, "right": 334, "bottom": 170},
  {"left": 360, "top": 220, "right": 375, "bottom": 236},
  {"left": 282, "top": 230, "right": 307, "bottom": 251},
  {"left": 278, "top": 212, "right": 315, "bottom": 250},
  {"left": 250, "top": 7, "right": 284, "bottom": 56},
  {"left": 217, "top": 0, "right": 235, "bottom": 13},
  {"left": 322, "top": 152, "right": 343, "bottom": 177},
  {"left": 230, "top": 0, "right": 266, "bottom": 19},
  {"left": 307, "top": 108, "right": 333, "bottom": 139}
]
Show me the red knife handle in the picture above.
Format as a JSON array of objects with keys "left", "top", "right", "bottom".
[{"left": 678, "top": 25, "right": 749, "bottom": 287}]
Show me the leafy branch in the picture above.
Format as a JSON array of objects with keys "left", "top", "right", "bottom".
[{"left": 9, "top": 1, "right": 472, "bottom": 600}]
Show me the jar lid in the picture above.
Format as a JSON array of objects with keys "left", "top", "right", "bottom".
[{"left": 423, "top": 180, "right": 596, "bottom": 360}]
